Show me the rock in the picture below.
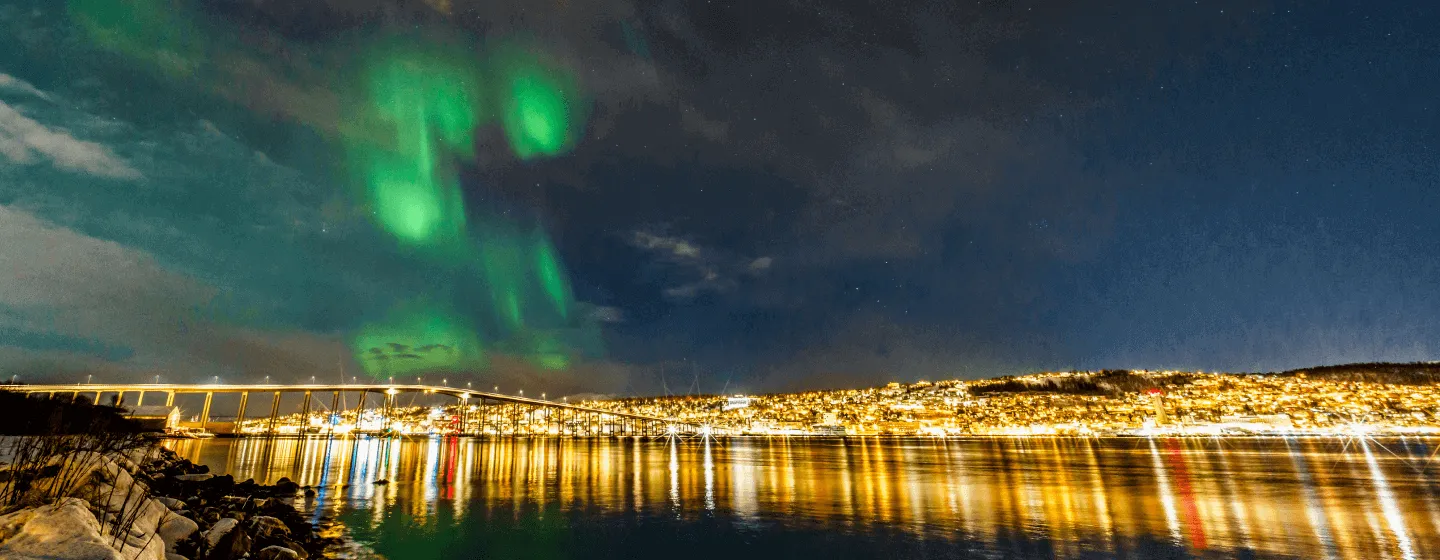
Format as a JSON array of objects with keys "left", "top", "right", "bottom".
[
  {"left": 224, "top": 511, "right": 245, "bottom": 522},
  {"left": 157, "top": 514, "right": 199, "bottom": 551},
  {"left": 155, "top": 496, "right": 186, "bottom": 510},
  {"left": 203, "top": 518, "right": 239, "bottom": 547},
  {"left": 250, "top": 516, "right": 290, "bottom": 539},
  {"left": 273, "top": 478, "right": 300, "bottom": 494},
  {"left": 272, "top": 538, "right": 309, "bottom": 559},
  {"left": 176, "top": 473, "right": 214, "bottom": 482},
  {"left": 0, "top": 498, "right": 143, "bottom": 560},
  {"left": 205, "top": 525, "right": 251, "bottom": 560},
  {"left": 167, "top": 554, "right": 189, "bottom": 560},
  {"left": 255, "top": 545, "right": 301, "bottom": 560}
]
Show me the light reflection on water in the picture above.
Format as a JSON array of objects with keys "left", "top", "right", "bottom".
[{"left": 164, "top": 436, "right": 1440, "bottom": 559}]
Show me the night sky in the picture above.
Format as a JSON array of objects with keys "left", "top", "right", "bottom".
[{"left": 1, "top": 0, "right": 1436, "bottom": 395}]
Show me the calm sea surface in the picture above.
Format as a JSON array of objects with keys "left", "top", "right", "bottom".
[{"left": 163, "top": 436, "right": 1440, "bottom": 560}]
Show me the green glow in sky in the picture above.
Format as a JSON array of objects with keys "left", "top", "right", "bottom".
[
  {"left": 496, "top": 49, "right": 584, "bottom": 160},
  {"left": 355, "top": 51, "right": 479, "bottom": 247},
  {"left": 64, "top": 14, "right": 602, "bottom": 378},
  {"left": 353, "top": 301, "right": 487, "bottom": 378},
  {"left": 68, "top": 0, "right": 206, "bottom": 76}
]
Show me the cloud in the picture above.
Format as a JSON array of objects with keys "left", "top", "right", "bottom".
[
  {"left": 630, "top": 231, "right": 701, "bottom": 260},
  {"left": 0, "top": 100, "right": 141, "bottom": 179},
  {"left": 630, "top": 229, "right": 776, "bottom": 301},
  {"left": 0, "top": 203, "right": 401, "bottom": 383},
  {"left": 0, "top": 72, "right": 51, "bottom": 101}
]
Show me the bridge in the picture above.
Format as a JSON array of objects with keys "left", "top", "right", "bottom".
[{"left": 1, "top": 383, "right": 700, "bottom": 438}]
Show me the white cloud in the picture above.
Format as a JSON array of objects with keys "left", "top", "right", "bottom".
[
  {"left": 0, "top": 100, "right": 141, "bottom": 179},
  {"left": 631, "top": 231, "right": 701, "bottom": 259},
  {"left": 748, "top": 256, "right": 773, "bottom": 271},
  {"left": 0, "top": 72, "right": 51, "bottom": 101}
]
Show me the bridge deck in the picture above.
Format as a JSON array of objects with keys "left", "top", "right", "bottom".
[{"left": 1, "top": 383, "right": 673, "bottom": 423}]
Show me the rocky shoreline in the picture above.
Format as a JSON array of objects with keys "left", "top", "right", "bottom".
[
  {"left": 145, "top": 446, "right": 341, "bottom": 560},
  {"left": 0, "top": 442, "right": 355, "bottom": 560}
]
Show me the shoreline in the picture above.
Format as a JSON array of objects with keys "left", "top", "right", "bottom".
[{"left": 0, "top": 438, "right": 360, "bottom": 560}]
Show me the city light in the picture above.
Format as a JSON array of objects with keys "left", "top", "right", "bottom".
[{"left": 570, "top": 369, "right": 1440, "bottom": 438}]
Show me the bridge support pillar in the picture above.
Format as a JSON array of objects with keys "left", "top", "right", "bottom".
[
  {"left": 328, "top": 391, "right": 341, "bottom": 436},
  {"left": 135, "top": 391, "right": 144, "bottom": 407},
  {"left": 268, "top": 391, "right": 282, "bottom": 435},
  {"left": 300, "top": 391, "right": 312, "bottom": 433},
  {"left": 199, "top": 392, "right": 213, "bottom": 432},
  {"left": 165, "top": 391, "right": 174, "bottom": 406},
  {"left": 116, "top": 391, "right": 125, "bottom": 407},
  {"left": 352, "top": 390, "right": 369, "bottom": 433},
  {"left": 235, "top": 392, "right": 249, "bottom": 435},
  {"left": 459, "top": 395, "right": 469, "bottom": 435},
  {"left": 383, "top": 391, "right": 394, "bottom": 436}
]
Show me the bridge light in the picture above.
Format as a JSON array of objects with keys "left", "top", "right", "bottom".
[
  {"left": 385, "top": 388, "right": 399, "bottom": 395},
  {"left": 310, "top": 376, "right": 316, "bottom": 384},
  {"left": 87, "top": 375, "right": 93, "bottom": 384},
  {"left": 153, "top": 375, "right": 160, "bottom": 384},
  {"left": 212, "top": 376, "right": 219, "bottom": 385},
  {"left": 389, "top": 377, "right": 394, "bottom": 384},
  {"left": 541, "top": 393, "right": 546, "bottom": 400},
  {"left": 519, "top": 390, "right": 524, "bottom": 396}
]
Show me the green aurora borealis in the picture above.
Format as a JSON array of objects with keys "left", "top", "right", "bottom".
[
  {"left": 65, "top": 0, "right": 598, "bottom": 380},
  {"left": 347, "top": 41, "right": 591, "bottom": 377}
]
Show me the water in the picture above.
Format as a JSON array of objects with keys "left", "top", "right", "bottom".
[{"left": 162, "top": 436, "right": 1440, "bottom": 560}]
